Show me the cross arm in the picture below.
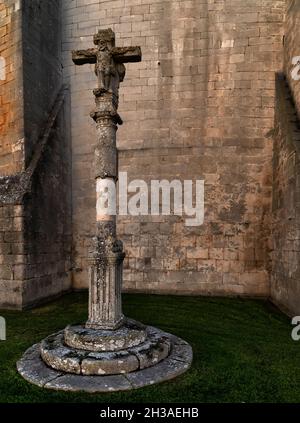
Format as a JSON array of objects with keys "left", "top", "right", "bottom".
[
  {"left": 112, "top": 47, "right": 142, "bottom": 63},
  {"left": 72, "top": 48, "right": 98, "bottom": 65}
]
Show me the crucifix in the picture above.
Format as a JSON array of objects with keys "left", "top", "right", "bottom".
[
  {"left": 72, "top": 29, "right": 142, "bottom": 330},
  {"left": 18, "top": 28, "right": 192, "bottom": 392},
  {"left": 73, "top": 28, "right": 141, "bottom": 107}
]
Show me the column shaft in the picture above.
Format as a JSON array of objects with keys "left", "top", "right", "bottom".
[{"left": 86, "top": 108, "right": 125, "bottom": 330}]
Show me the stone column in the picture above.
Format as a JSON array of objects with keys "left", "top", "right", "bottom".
[
  {"left": 18, "top": 29, "right": 192, "bottom": 393},
  {"left": 86, "top": 91, "right": 125, "bottom": 330},
  {"left": 68, "top": 29, "right": 142, "bottom": 330}
]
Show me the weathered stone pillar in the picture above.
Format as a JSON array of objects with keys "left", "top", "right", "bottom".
[
  {"left": 17, "top": 29, "right": 192, "bottom": 393},
  {"left": 87, "top": 98, "right": 124, "bottom": 330},
  {"left": 70, "top": 28, "right": 141, "bottom": 330}
]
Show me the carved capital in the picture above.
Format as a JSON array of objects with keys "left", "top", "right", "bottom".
[{"left": 90, "top": 110, "right": 123, "bottom": 125}]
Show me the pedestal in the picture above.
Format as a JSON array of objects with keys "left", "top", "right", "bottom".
[
  {"left": 17, "top": 28, "right": 193, "bottom": 392},
  {"left": 17, "top": 321, "right": 192, "bottom": 392}
]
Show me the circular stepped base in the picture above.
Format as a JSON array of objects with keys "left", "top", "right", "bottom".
[
  {"left": 41, "top": 326, "right": 171, "bottom": 375},
  {"left": 64, "top": 319, "right": 147, "bottom": 352},
  {"left": 17, "top": 322, "right": 193, "bottom": 393}
]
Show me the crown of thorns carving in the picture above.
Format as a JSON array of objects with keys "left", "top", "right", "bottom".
[{"left": 93, "top": 28, "right": 115, "bottom": 46}]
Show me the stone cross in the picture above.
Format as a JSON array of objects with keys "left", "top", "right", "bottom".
[
  {"left": 72, "top": 29, "right": 141, "bottom": 330},
  {"left": 72, "top": 28, "right": 141, "bottom": 108},
  {"left": 17, "top": 28, "right": 191, "bottom": 394}
]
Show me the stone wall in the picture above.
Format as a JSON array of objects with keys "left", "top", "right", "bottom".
[
  {"left": 0, "top": 0, "right": 24, "bottom": 175},
  {"left": 22, "top": 0, "right": 63, "bottom": 167},
  {"left": 0, "top": 86, "right": 72, "bottom": 310},
  {"left": 22, "top": 92, "right": 72, "bottom": 309},
  {"left": 5, "top": 0, "right": 300, "bottom": 309},
  {"left": 270, "top": 0, "right": 300, "bottom": 316},
  {"left": 62, "top": 0, "right": 285, "bottom": 295},
  {"left": 0, "top": 122, "right": 72, "bottom": 311},
  {"left": 271, "top": 74, "right": 300, "bottom": 316},
  {"left": 0, "top": 203, "right": 24, "bottom": 309},
  {"left": 0, "top": 1, "right": 72, "bottom": 309}
]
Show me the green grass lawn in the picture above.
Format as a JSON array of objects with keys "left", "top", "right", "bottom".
[{"left": 0, "top": 292, "right": 299, "bottom": 403}]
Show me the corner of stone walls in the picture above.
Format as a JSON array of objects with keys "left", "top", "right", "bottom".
[{"left": 271, "top": 73, "right": 300, "bottom": 316}]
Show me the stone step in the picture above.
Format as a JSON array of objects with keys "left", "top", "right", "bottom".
[
  {"left": 64, "top": 318, "right": 147, "bottom": 352},
  {"left": 40, "top": 326, "right": 171, "bottom": 376}
]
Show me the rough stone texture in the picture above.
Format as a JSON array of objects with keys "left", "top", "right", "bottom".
[
  {"left": 0, "top": 2, "right": 72, "bottom": 309},
  {"left": 3, "top": 1, "right": 300, "bottom": 310},
  {"left": 271, "top": 75, "right": 300, "bottom": 315},
  {"left": 62, "top": 0, "right": 285, "bottom": 296},
  {"left": 40, "top": 324, "right": 171, "bottom": 376},
  {"left": 86, "top": 248, "right": 125, "bottom": 330},
  {"left": 15, "top": 28, "right": 194, "bottom": 393},
  {"left": 0, "top": 0, "right": 24, "bottom": 175},
  {"left": 21, "top": 1, "right": 72, "bottom": 308},
  {"left": 71, "top": 29, "right": 141, "bottom": 329},
  {"left": 41, "top": 332, "right": 83, "bottom": 375},
  {"left": 45, "top": 373, "right": 133, "bottom": 392},
  {"left": 0, "top": 204, "right": 24, "bottom": 308},
  {"left": 17, "top": 344, "right": 63, "bottom": 388},
  {"left": 65, "top": 319, "right": 147, "bottom": 352},
  {"left": 22, "top": 0, "right": 63, "bottom": 168},
  {"left": 130, "top": 337, "right": 170, "bottom": 370},
  {"left": 0, "top": 0, "right": 63, "bottom": 176},
  {"left": 270, "top": 1, "right": 300, "bottom": 316},
  {"left": 17, "top": 331, "right": 192, "bottom": 392},
  {"left": 0, "top": 92, "right": 72, "bottom": 306},
  {"left": 81, "top": 351, "right": 140, "bottom": 376}
]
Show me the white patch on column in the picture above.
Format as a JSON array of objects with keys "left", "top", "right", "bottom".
[
  {"left": 0, "top": 57, "right": 6, "bottom": 81},
  {"left": 96, "top": 178, "right": 116, "bottom": 221},
  {"left": 14, "top": 0, "right": 21, "bottom": 11}
]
